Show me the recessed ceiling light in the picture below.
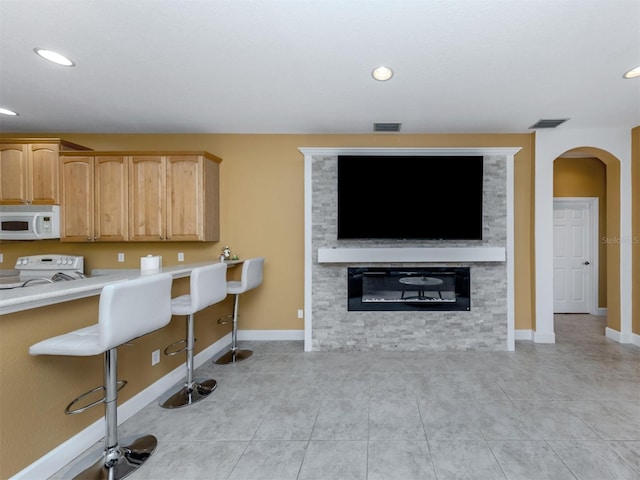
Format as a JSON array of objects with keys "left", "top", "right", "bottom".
[
  {"left": 0, "top": 108, "right": 18, "bottom": 116},
  {"left": 34, "top": 48, "right": 75, "bottom": 66},
  {"left": 372, "top": 65, "right": 393, "bottom": 81},
  {"left": 623, "top": 66, "right": 640, "bottom": 79}
]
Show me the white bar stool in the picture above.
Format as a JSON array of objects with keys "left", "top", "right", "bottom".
[
  {"left": 159, "top": 262, "right": 227, "bottom": 408},
  {"left": 215, "top": 256, "right": 264, "bottom": 364},
  {"left": 29, "top": 273, "right": 174, "bottom": 480}
]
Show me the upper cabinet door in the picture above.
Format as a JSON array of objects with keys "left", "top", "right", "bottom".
[
  {"left": 129, "top": 155, "right": 166, "bottom": 241},
  {"left": 29, "top": 143, "right": 60, "bottom": 204},
  {"left": 95, "top": 156, "right": 128, "bottom": 242},
  {"left": 0, "top": 144, "right": 29, "bottom": 204},
  {"left": 166, "top": 154, "right": 203, "bottom": 241},
  {"left": 60, "top": 156, "right": 94, "bottom": 241}
]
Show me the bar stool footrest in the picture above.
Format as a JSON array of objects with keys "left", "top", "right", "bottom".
[
  {"left": 217, "top": 314, "right": 233, "bottom": 325},
  {"left": 65, "top": 380, "right": 127, "bottom": 415},
  {"left": 164, "top": 339, "right": 195, "bottom": 356}
]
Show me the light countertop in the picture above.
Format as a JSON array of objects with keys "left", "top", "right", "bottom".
[{"left": 0, "top": 260, "right": 241, "bottom": 315}]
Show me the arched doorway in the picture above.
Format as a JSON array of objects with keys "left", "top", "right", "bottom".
[{"left": 551, "top": 147, "right": 622, "bottom": 338}]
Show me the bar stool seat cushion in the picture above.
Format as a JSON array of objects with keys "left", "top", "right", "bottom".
[
  {"left": 170, "top": 295, "right": 193, "bottom": 316},
  {"left": 226, "top": 280, "right": 243, "bottom": 294},
  {"left": 29, "top": 325, "right": 102, "bottom": 356}
]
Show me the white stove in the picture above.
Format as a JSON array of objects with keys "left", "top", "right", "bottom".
[{"left": 0, "top": 254, "right": 85, "bottom": 289}]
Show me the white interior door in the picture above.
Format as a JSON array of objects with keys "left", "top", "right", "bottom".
[{"left": 553, "top": 199, "right": 596, "bottom": 313}]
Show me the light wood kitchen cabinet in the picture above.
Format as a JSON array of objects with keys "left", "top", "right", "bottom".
[
  {"left": 60, "top": 154, "right": 128, "bottom": 242},
  {"left": 129, "top": 153, "right": 220, "bottom": 241},
  {"left": 0, "top": 138, "right": 90, "bottom": 205},
  {"left": 60, "top": 151, "right": 221, "bottom": 242},
  {"left": 128, "top": 155, "right": 166, "bottom": 241}
]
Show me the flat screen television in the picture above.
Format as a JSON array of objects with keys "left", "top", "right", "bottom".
[{"left": 337, "top": 155, "right": 484, "bottom": 240}]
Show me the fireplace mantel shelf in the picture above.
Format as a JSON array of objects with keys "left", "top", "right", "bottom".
[{"left": 317, "top": 247, "right": 506, "bottom": 263}]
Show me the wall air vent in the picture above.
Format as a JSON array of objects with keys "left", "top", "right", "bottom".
[
  {"left": 528, "top": 118, "right": 569, "bottom": 129},
  {"left": 373, "top": 122, "right": 401, "bottom": 132}
]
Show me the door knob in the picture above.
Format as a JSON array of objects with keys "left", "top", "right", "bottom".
[{"left": 583, "top": 261, "right": 590, "bottom": 265}]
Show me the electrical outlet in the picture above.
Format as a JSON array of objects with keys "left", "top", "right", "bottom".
[
  {"left": 0, "top": 253, "right": 3, "bottom": 263},
  {"left": 118, "top": 253, "right": 125, "bottom": 262},
  {"left": 297, "top": 309, "right": 304, "bottom": 319},
  {"left": 151, "top": 349, "right": 160, "bottom": 366},
  {"left": 178, "top": 252, "right": 184, "bottom": 262}
]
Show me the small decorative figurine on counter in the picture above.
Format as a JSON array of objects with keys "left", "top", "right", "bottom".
[{"left": 219, "top": 246, "right": 239, "bottom": 262}]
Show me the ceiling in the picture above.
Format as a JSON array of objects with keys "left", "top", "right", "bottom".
[{"left": 0, "top": 0, "right": 638, "bottom": 135}]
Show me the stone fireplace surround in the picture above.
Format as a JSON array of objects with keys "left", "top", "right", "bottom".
[{"left": 301, "top": 147, "right": 520, "bottom": 352}]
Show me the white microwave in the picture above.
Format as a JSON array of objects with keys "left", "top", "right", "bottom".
[{"left": 0, "top": 205, "right": 61, "bottom": 240}]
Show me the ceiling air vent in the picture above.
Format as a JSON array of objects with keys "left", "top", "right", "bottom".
[
  {"left": 528, "top": 118, "right": 569, "bottom": 129},
  {"left": 373, "top": 122, "right": 401, "bottom": 132}
]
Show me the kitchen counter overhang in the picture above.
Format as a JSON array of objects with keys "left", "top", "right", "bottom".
[{"left": 0, "top": 262, "right": 227, "bottom": 315}]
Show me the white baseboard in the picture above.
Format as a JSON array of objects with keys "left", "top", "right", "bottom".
[
  {"left": 238, "top": 329, "right": 304, "bottom": 341},
  {"left": 11, "top": 329, "right": 305, "bottom": 480},
  {"left": 605, "top": 327, "right": 635, "bottom": 344},
  {"left": 533, "top": 331, "right": 556, "bottom": 343},
  {"left": 515, "top": 329, "right": 534, "bottom": 341},
  {"left": 605, "top": 327, "right": 622, "bottom": 342}
]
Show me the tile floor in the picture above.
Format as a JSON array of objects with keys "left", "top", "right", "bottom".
[{"left": 53, "top": 314, "right": 640, "bottom": 479}]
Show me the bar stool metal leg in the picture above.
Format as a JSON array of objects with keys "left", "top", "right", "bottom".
[
  {"left": 64, "top": 348, "right": 157, "bottom": 480},
  {"left": 159, "top": 313, "right": 217, "bottom": 409},
  {"left": 215, "top": 294, "right": 253, "bottom": 364}
]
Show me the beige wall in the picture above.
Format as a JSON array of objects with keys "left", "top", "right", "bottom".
[
  {"left": 553, "top": 157, "right": 607, "bottom": 308},
  {"left": 1, "top": 132, "right": 536, "bottom": 477}
]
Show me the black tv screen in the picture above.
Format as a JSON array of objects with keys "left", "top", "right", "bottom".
[{"left": 337, "top": 155, "right": 483, "bottom": 240}]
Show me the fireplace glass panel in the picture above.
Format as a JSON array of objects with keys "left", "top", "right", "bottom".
[{"left": 348, "top": 267, "right": 470, "bottom": 311}]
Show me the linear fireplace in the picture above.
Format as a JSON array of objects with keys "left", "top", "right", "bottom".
[{"left": 347, "top": 267, "right": 470, "bottom": 312}]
